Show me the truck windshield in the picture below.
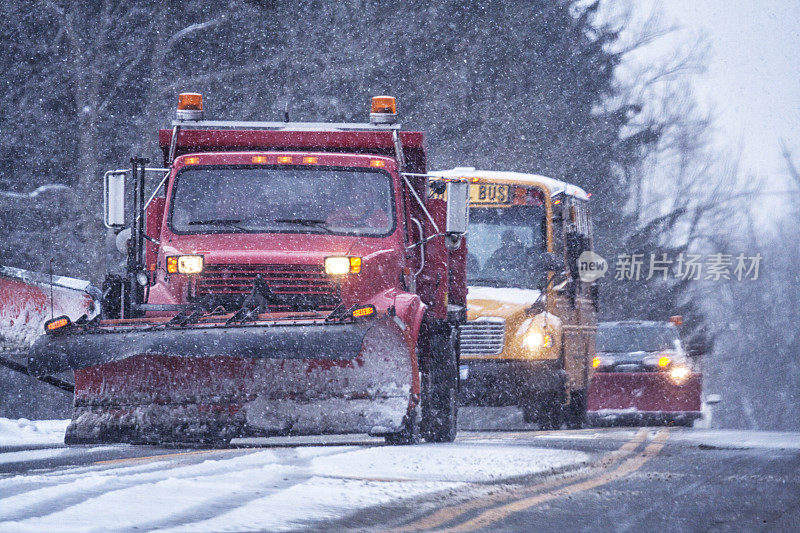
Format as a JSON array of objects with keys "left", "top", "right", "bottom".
[
  {"left": 467, "top": 204, "right": 547, "bottom": 289},
  {"left": 170, "top": 166, "right": 394, "bottom": 236},
  {"left": 597, "top": 324, "right": 681, "bottom": 354}
]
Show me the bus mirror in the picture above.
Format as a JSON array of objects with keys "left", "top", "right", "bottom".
[
  {"left": 445, "top": 181, "right": 469, "bottom": 235},
  {"left": 104, "top": 171, "right": 126, "bottom": 228}
]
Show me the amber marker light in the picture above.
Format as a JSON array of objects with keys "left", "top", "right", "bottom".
[
  {"left": 184, "top": 157, "right": 200, "bottom": 165},
  {"left": 302, "top": 156, "right": 318, "bottom": 164},
  {"left": 351, "top": 305, "right": 376, "bottom": 318},
  {"left": 277, "top": 156, "right": 293, "bottom": 164},
  {"left": 45, "top": 315, "right": 71, "bottom": 334},
  {"left": 592, "top": 356, "right": 601, "bottom": 368},
  {"left": 371, "top": 96, "right": 396, "bottom": 115},
  {"left": 166, "top": 256, "right": 178, "bottom": 274},
  {"left": 177, "top": 93, "right": 203, "bottom": 120},
  {"left": 349, "top": 257, "right": 362, "bottom": 274},
  {"left": 369, "top": 159, "right": 386, "bottom": 168},
  {"left": 252, "top": 155, "right": 268, "bottom": 164},
  {"left": 658, "top": 356, "right": 671, "bottom": 368},
  {"left": 178, "top": 93, "right": 203, "bottom": 111}
]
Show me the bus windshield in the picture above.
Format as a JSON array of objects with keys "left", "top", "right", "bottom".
[
  {"left": 467, "top": 203, "right": 547, "bottom": 289},
  {"left": 170, "top": 166, "right": 394, "bottom": 237}
]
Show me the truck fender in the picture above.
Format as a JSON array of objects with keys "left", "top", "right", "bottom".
[{"left": 390, "top": 291, "right": 427, "bottom": 398}]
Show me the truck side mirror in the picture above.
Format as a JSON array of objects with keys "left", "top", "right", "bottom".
[
  {"left": 104, "top": 171, "right": 126, "bottom": 229},
  {"left": 445, "top": 181, "right": 469, "bottom": 250}
]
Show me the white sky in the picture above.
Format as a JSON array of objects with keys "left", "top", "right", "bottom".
[{"left": 612, "top": 0, "right": 800, "bottom": 191}]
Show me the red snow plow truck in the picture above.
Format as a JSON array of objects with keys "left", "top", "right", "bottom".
[{"left": 0, "top": 94, "right": 470, "bottom": 445}]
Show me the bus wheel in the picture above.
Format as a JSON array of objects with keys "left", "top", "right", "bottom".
[
  {"left": 522, "top": 393, "right": 563, "bottom": 430},
  {"left": 421, "top": 324, "right": 459, "bottom": 443},
  {"left": 565, "top": 388, "right": 587, "bottom": 429}
]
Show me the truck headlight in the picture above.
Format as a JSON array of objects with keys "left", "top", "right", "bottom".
[
  {"left": 325, "top": 256, "right": 361, "bottom": 275},
  {"left": 669, "top": 365, "right": 691, "bottom": 385},
  {"left": 593, "top": 355, "right": 614, "bottom": 369},
  {"left": 166, "top": 255, "right": 204, "bottom": 275}
]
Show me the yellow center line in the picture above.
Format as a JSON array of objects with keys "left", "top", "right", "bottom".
[
  {"left": 94, "top": 448, "right": 243, "bottom": 466},
  {"left": 445, "top": 429, "right": 670, "bottom": 532},
  {"left": 395, "top": 428, "right": 649, "bottom": 532}
]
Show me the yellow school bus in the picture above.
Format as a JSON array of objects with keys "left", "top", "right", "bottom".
[{"left": 432, "top": 168, "right": 597, "bottom": 428}]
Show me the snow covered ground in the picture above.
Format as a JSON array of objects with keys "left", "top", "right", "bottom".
[
  {"left": 0, "top": 418, "right": 68, "bottom": 447},
  {"left": 0, "top": 417, "right": 589, "bottom": 532}
]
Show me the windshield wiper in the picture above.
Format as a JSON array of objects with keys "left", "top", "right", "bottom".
[
  {"left": 187, "top": 218, "right": 247, "bottom": 231},
  {"left": 273, "top": 218, "right": 334, "bottom": 234}
]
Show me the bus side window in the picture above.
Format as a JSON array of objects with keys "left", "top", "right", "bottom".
[{"left": 551, "top": 197, "right": 564, "bottom": 256}]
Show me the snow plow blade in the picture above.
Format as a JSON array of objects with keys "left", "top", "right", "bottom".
[
  {"left": 587, "top": 371, "right": 702, "bottom": 425},
  {"left": 29, "top": 317, "right": 414, "bottom": 444},
  {"left": 27, "top": 321, "right": 367, "bottom": 377},
  {"left": 0, "top": 264, "right": 99, "bottom": 355}
]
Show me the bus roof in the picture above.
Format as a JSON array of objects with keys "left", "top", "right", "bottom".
[{"left": 432, "top": 168, "right": 589, "bottom": 201}]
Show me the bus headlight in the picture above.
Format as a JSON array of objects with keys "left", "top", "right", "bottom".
[{"left": 523, "top": 330, "right": 552, "bottom": 351}]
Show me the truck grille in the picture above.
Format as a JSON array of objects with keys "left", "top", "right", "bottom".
[
  {"left": 459, "top": 318, "right": 506, "bottom": 356},
  {"left": 194, "top": 263, "right": 340, "bottom": 312}
]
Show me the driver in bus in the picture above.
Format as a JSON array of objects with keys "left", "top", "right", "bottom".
[{"left": 488, "top": 230, "right": 527, "bottom": 273}]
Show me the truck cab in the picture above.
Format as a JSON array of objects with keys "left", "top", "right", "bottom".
[{"left": 433, "top": 168, "right": 597, "bottom": 428}]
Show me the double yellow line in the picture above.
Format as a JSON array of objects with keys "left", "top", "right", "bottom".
[{"left": 396, "top": 428, "right": 669, "bottom": 532}]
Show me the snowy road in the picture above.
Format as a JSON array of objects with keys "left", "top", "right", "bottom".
[{"left": 1, "top": 411, "right": 799, "bottom": 532}]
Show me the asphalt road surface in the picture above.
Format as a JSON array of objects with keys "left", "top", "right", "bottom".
[{"left": 1, "top": 418, "right": 798, "bottom": 532}]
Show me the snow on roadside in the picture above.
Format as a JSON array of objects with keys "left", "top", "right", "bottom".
[
  {"left": 669, "top": 429, "right": 800, "bottom": 450},
  {"left": 0, "top": 440, "right": 589, "bottom": 532},
  {"left": 310, "top": 443, "right": 587, "bottom": 482},
  {"left": 0, "top": 418, "right": 68, "bottom": 447}
]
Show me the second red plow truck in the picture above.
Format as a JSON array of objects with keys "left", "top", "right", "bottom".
[{"left": 1, "top": 95, "right": 471, "bottom": 445}]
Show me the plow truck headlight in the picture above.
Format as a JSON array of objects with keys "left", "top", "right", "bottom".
[
  {"left": 592, "top": 355, "right": 614, "bottom": 370},
  {"left": 167, "top": 255, "right": 204, "bottom": 275},
  {"left": 669, "top": 365, "right": 691, "bottom": 385},
  {"left": 325, "top": 256, "right": 361, "bottom": 276}
]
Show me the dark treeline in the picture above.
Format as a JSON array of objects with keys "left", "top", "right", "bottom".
[{"left": 0, "top": 0, "right": 732, "bottom": 420}]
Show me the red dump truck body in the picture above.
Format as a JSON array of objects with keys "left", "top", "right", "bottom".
[{"left": 21, "top": 96, "right": 467, "bottom": 445}]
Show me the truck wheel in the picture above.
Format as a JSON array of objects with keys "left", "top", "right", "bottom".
[
  {"left": 421, "top": 324, "right": 459, "bottom": 443},
  {"left": 385, "top": 410, "right": 419, "bottom": 445}
]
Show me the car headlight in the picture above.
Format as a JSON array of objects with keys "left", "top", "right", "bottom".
[
  {"left": 166, "top": 255, "right": 204, "bottom": 275},
  {"left": 325, "top": 256, "right": 361, "bottom": 275},
  {"left": 522, "top": 330, "right": 552, "bottom": 351},
  {"left": 669, "top": 365, "right": 691, "bottom": 385}
]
